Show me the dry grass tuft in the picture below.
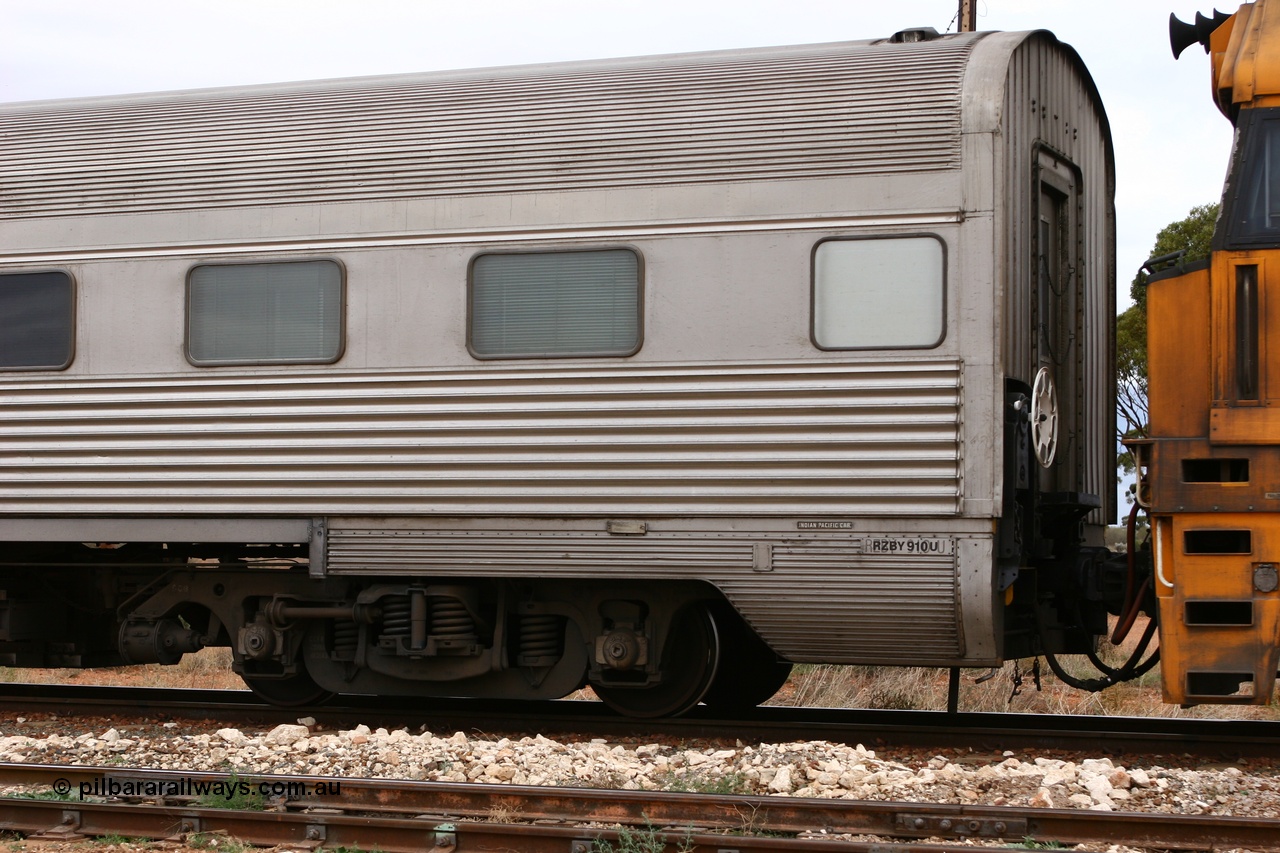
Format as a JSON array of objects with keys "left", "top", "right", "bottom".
[
  {"left": 770, "top": 619, "right": 1280, "bottom": 719},
  {"left": 0, "top": 647, "right": 242, "bottom": 691},
  {"left": 771, "top": 661, "right": 1279, "bottom": 718}
]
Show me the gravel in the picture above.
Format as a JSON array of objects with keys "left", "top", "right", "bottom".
[{"left": 2, "top": 714, "right": 1278, "bottom": 820}]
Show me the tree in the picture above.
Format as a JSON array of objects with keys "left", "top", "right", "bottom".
[{"left": 1116, "top": 203, "right": 1219, "bottom": 480}]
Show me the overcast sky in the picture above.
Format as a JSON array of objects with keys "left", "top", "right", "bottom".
[{"left": 2, "top": 0, "right": 1237, "bottom": 305}]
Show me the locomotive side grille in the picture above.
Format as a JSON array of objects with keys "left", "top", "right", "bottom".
[
  {"left": 0, "top": 359, "right": 963, "bottom": 517},
  {"left": 0, "top": 38, "right": 975, "bottom": 219}
]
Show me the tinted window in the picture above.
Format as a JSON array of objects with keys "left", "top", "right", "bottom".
[
  {"left": 1225, "top": 108, "right": 1280, "bottom": 246},
  {"left": 188, "top": 260, "right": 343, "bottom": 365},
  {"left": 813, "top": 236, "right": 945, "bottom": 349},
  {"left": 470, "top": 249, "right": 641, "bottom": 358},
  {"left": 0, "top": 271, "right": 74, "bottom": 370}
]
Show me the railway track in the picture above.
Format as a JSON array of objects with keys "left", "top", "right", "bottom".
[
  {"left": 4, "top": 683, "right": 1279, "bottom": 759},
  {"left": 1, "top": 762, "right": 1277, "bottom": 852}
]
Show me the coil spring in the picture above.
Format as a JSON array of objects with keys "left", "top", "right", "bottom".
[
  {"left": 380, "top": 595, "right": 412, "bottom": 637},
  {"left": 331, "top": 620, "right": 359, "bottom": 657},
  {"left": 517, "top": 614, "right": 563, "bottom": 664},
  {"left": 430, "top": 596, "right": 476, "bottom": 638}
]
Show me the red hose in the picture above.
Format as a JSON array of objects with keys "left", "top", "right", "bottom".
[{"left": 1111, "top": 501, "right": 1145, "bottom": 645}]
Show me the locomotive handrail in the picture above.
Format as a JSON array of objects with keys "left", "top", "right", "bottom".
[{"left": 1139, "top": 249, "right": 1187, "bottom": 276}]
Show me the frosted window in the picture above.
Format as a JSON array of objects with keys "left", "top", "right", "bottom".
[
  {"left": 813, "top": 237, "right": 945, "bottom": 348},
  {"left": 471, "top": 250, "right": 640, "bottom": 358},
  {"left": 188, "top": 261, "right": 343, "bottom": 365},
  {"left": 0, "top": 271, "right": 73, "bottom": 370}
]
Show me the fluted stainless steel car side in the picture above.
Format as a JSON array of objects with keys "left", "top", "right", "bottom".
[{"left": 0, "top": 360, "right": 961, "bottom": 516}]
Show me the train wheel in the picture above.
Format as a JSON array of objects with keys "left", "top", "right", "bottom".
[
  {"left": 241, "top": 663, "right": 335, "bottom": 708},
  {"left": 700, "top": 607, "right": 792, "bottom": 711},
  {"left": 593, "top": 605, "right": 719, "bottom": 718}
]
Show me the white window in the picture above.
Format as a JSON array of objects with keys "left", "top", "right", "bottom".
[
  {"left": 813, "top": 236, "right": 945, "bottom": 349},
  {"left": 470, "top": 249, "right": 641, "bottom": 358},
  {"left": 187, "top": 260, "right": 343, "bottom": 365},
  {"left": 0, "top": 271, "right": 74, "bottom": 370}
]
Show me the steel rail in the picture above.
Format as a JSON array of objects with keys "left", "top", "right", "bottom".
[
  {"left": 0, "top": 796, "right": 1030, "bottom": 853},
  {"left": 2, "top": 683, "right": 1279, "bottom": 759},
  {"left": 1, "top": 762, "right": 1277, "bottom": 850}
]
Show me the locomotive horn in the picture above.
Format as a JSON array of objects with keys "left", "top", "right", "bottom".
[
  {"left": 1169, "top": 13, "right": 1200, "bottom": 58},
  {"left": 1170, "top": 9, "right": 1232, "bottom": 59}
]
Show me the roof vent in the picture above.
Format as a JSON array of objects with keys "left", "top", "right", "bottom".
[{"left": 889, "top": 27, "right": 941, "bottom": 43}]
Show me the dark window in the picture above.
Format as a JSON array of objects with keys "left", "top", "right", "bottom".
[
  {"left": 1223, "top": 107, "right": 1280, "bottom": 246},
  {"left": 1236, "top": 265, "right": 1260, "bottom": 400},
  {"left": 187, "top": 260, "right": 343, "bottom": 366},
  {"left": 469, "top": 249, "right": 641, "bottom": 358},
  {"left": 0, "top": 271, "right": 74, "bottom": 370}
]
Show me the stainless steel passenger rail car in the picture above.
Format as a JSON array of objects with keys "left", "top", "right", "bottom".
[{"left": 0, "top": 27, "right": 1116, "bottom": 716}]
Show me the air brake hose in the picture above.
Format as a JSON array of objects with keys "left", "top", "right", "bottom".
[
  {"left": 1111, "top": 501, "right": 1145, "bottom": 644},
  {"left": 1036, "top": 597, "right": 1160, "bottom": 692}
]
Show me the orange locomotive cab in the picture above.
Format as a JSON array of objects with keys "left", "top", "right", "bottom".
[{"left": 1146, "top": 0, "right": 1280, "bottom": 703}]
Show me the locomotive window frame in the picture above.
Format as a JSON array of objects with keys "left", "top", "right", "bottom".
[
  {"left": 185, "top": 259, "right": 346, "bottom": 367},
  {"left": 467, "top": 247, "right": 643, "bottom": 360},
  {"left": 810, "top": 234, "right": 947, "bottom": 350},
  {"left": 0, "top": 270, "right": 75, "bottom": 371}
]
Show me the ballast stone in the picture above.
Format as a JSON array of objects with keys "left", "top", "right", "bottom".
[
  {"left": 0, "top": 724, "right": 1270, "bottom": 817},
  {"left": 263, "top": 724, "right": 311, "bottom": 746}
]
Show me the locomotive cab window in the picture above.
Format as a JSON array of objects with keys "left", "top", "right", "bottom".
[
  {"left": 0, "top": 271, "right": 74, "bottom": 370},
  {"left": 187, "top": 260, "right": 344, "bottom": 366},
  {"left": 812, "top": 236, "right": 945, "bottom": 349},
  {"left": 469, "top": 248, "right": 641, "bottom": 358},
  {"left": 1224, "top": 107, "right": 1280, "bottom": 246}
]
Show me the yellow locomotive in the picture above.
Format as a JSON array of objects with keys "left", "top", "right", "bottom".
[{"left": 1136, "top": 0, "right": 1280, "bottom": 703}]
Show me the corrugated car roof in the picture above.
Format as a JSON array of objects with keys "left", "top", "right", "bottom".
[{"left": 0, "top": 35, "right": 982, "bottom": 219}]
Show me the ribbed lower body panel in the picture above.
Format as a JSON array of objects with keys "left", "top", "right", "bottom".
[{"left": 326, "top": 525, "right": 963, "bottom": 662}]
